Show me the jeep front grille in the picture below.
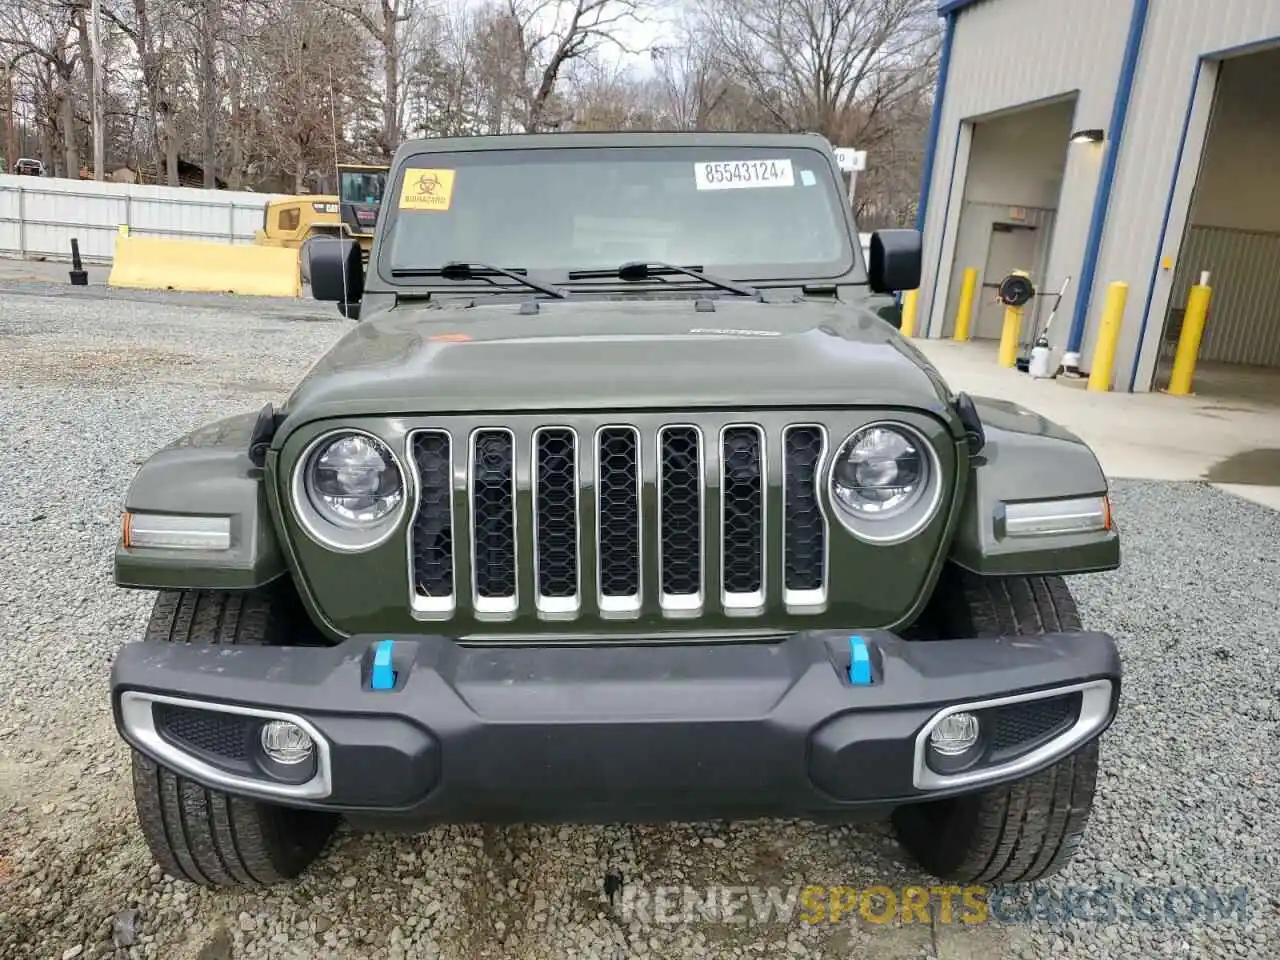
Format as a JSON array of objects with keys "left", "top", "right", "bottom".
[
  {"left": 471, "top": 429, "right": 517, "bottom": 613},
  {"left": 408, "top": 421, "right": 829, "bottom": 622},
  {"left": 597, "top": 426, "right": 642, "bottom": 614}
]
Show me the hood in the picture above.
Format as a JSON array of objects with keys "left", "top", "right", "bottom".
[{"left": 281, "top": 297, "right": 955, "bottom": 427}]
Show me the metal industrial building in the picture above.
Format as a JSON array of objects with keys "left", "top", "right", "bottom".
[{"left": 915, "top": 0, "right": 1280, "bottom": 396}]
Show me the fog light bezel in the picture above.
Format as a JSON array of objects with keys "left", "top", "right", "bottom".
[
  {"left": 119, "top": 691, "right": 332, "bottom": 801},
  {"left": 912, "top": 679, "right": 1114, "bottom": 792}
]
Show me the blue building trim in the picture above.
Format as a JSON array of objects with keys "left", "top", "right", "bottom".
[
  {"left": 1064, "top": 0, "right": 1151, "bottom": 358},
  {"left": 937, "top": 0, "right": 985, "bottom": 13},
  {"left": 1126, "top": 33, "right": 1280, "bottom": 392},
  {"left": 916, "top": 14, "right": 958, "bottom": 231}
]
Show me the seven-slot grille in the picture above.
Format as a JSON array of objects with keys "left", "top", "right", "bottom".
[{"left": 408, "top": 423, "right": 828, "bottom": 621}]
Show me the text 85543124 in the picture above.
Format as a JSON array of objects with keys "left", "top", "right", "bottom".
[{"left": 694, "top": 159, "right": 796, "bottom": 191}]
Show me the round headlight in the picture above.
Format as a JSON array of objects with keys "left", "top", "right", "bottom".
[
  {"left": 829, "top": 423, "right": 941, "bottom": 543},
  {"left": 832, "top": 426, "right": 926, "bottom": 518},
  {"left": 304, "top": 432, "right": 403, "bottom": 528}
]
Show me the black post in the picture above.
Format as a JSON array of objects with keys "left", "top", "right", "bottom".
[{"left": 69, "top": 238, "right": 88, "bottom": 285}]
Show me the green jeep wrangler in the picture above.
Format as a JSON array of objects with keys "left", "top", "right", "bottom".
[{"left": 110, "top": 131, "right": 1121, "bottom": 889}]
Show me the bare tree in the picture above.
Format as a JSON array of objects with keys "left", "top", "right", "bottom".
[
  {"left": 193, "top": 0, "right": 221, "bottom": 186},
  {"left": 564, "top": 57, "right": 660, "bottom": 130},
  {"left": 499, "top": 0, "right": 653, "bottom": 132},
  {"left": 100, "top": 0, "right": 177, "bottom": 181},
  {"left": 0, "top": 0, "right": 935, "bottom": 222},
  {"left": 649, "top": 35, "right": 728, "bottom": 130},
  {"left": 0, "top": 1, "right": 84, "bottom": 177},
  {"left": 315, "top": 0, "right": 430, "bottom": 159},
  {"left": 691, "top": 0, "right": 938, "bottom": 144}
]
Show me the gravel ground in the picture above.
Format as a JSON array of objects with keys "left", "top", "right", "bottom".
[{"left": 0, "top": 277, "right": 1277, "bottom": 960}]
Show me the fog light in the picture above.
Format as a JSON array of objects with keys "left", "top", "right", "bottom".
[
  {"left": 260, "top": 720, "right": 314, "bottom": 765},
  {"left": 929, "top": 712, "right": 980, "bottom": 756}
]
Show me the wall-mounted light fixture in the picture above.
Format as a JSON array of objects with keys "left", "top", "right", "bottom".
[{"left": 1070, "top": 128, "right": 1106, "bottom": 144}]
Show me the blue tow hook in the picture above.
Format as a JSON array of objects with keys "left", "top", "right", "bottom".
[
  {"left": 848, "top": 635, "right": 873, "bottom": 686},
  {"left": 371, "top": 639, "right": 397, "bottom": 691}
]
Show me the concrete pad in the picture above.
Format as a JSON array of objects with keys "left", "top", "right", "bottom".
[{"left": 914, "top": 338, "right": 1280, "bottom": 511}]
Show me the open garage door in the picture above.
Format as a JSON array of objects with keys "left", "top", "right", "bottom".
[
  {"left": 1153, "top": 47, "right": 1280, "bottom": 404},
  {"left": 938, "top": 97, "right": 1074, "bottom": 342}
]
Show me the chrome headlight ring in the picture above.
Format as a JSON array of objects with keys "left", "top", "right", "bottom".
[
  {"left": 290, "top": 428, "right": 408, "bottom": 553},
  {"left": 826, "top": 421, "right": 943, "bottom": 545}
]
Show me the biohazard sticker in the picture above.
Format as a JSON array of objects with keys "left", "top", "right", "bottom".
[{"left": 399, "top": 168, "right": 456, "bottom": 211}]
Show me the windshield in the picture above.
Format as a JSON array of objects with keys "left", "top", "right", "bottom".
[
  {"left": 379, "top": 144, "right": 858, "bottom": 285},
  {"left": 340, "top": 170, "right": 386, "bottom": 205}
]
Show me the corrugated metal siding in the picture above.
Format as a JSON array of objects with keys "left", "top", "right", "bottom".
[
  {"left": 1169, "top": 226, "right": 1280, "bottom": 367},
  {"left": 0, "top": 174, "right": 288, "bottom": 263},
  {"left": 919, "top": 0, "right": 1131, "bottom": 338},
  {"left": 1094, "top": 0, "right": 1280, "bottom": 388}
]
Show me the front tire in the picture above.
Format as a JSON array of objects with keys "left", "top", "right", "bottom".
[
  {"left": 891, "top": 569, "right": 1102, "bottom": 884},
  {"left": 128, "top": 587, "right": 338, "bottom": 888}
]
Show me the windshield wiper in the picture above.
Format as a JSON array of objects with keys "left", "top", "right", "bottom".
[
  {"left": 568, "top": 261, "right": 762, "bottom": 299},
  {"left": 390, "top": 261, "right": 570, "bottom": 299}
]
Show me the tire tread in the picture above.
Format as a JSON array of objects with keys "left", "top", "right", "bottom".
[
  {"left": 893, "top": 568, "right": 1100, "bottom": 885},
  {"left": 129, "top": 587, "right": 337, "bottom": 888}
]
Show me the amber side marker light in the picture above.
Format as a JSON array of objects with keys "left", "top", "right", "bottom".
[
  {"left": 1003, "top": 496, "right": 1112, "bottom": 538},
  {"left": 121, "top": 512, "right": 232, "bottom": 551}
]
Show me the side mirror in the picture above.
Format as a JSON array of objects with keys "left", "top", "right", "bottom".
[
  {"left": 310, "top": 236, "right": 365, "bottom": 317},
  {"left": 868, "top": 229, "right": 922, "bottom": 295}
]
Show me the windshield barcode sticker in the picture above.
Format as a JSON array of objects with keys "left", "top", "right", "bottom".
[{"left": 694, "top": 159, "right": 795, "bottom": 190}]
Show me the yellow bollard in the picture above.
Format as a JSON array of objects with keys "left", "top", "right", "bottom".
[
  {"left": 1087, "top": 281, "right": 1129, "bottom": 392},
  {"left": 900, "top": 288, "right": 919, "bottom": 338},
  {"left": 1167, "top": 273, "right": 1213, "bottom": 396},
  {"left": 997, "top": 304, "right": 1023, "bottom": 367},
  {"left": 953, "top": 268, "right": 978, "bottom": 341}
]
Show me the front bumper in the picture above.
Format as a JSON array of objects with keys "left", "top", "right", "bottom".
[{"left": 110, "top": 629, "right": 1121, "bottom": 825}]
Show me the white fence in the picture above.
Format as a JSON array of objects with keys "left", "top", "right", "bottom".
[{"left": 0, "top": 174, "right": 289, "bottom": 264}]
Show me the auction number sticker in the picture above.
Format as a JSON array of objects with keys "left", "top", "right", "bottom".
[
  {"left": 694, "top": 158, "right": 795, "bottom": 190},
  {"left": 399, "top": 168, "right": 456, "bottom": 212}
]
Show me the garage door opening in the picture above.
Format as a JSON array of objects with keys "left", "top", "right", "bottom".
[
  {"left": 1153, "top": 46, "right": 1280, "bottom": 404},
  {"left": 941, "top": 97, "right": 1076, "bottom": 345}
]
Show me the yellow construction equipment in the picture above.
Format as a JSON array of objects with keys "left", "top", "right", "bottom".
[
  {"left": 109, "top": 235, "right": 301, "bottom": 298},
  {"left": 254, "top": 163, "right": 389, "bottom": 273}
]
